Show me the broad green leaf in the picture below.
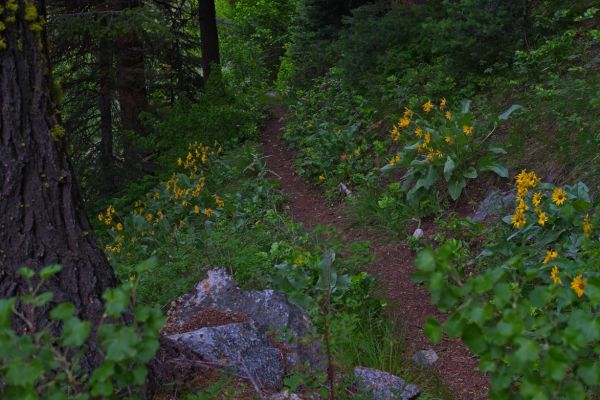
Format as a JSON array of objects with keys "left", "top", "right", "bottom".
[
  {"left": 5, "top": 359, "right": 44, "bottom": 386},
  {"left": 17, "top": 268, "right": 35, "bottom": 279},
  {"left": 487, "top": 146, "right": 507, "bottom": 154},
  {"left": 479, "top": 156, "right": 508, "bottom": 178},
  {"left": 498, "top": 104, "right": 524, "bottom": 120},
  {"left": 91, "top": 361, "right": 115, "bottom": 382},
  {"left": 414, "top": 248, "right": 436, "bottom": 272},
  {"left": 448, "top": 178, "right": 466, "bottom": 200},
  {"left": 91, "top": 380, "right": 113, "bottom": 397},
  {"left": 424, "top": 317, "right": 442, "bottom": 344},
  {"left": 514, "top": 338, "right": 540, "bottom": 365},
  {"left": 50, "top": 303, "right": 76, "bottom": 321},
  {"left": 562, "top": 380, "right": 586, "bottom": 400},
  {"left": 40, "top": 264, "right": 63, "bottom": 280},
  {"left": 444, "top": 312, "right": 464, "bottom": 338},
  {"left": 63, "top": 318, "right": 91, "bottom": 347},
  {"left": 105, "top": 326, "right": 138, "bottom": 361},
  {"left": 529, "top": 286, "right": 552, "bottom": 307},
  {"left": 461, "top": 99, "right": 472, "bottom": 114},
  {"left": 463, "top": 167, "right": 478, "bottom": 179},
  {"left": 577, "top": 359, "right": 600, "bottom": 386},
  {"left": 31, "top": 292, "right": 54, "bottom": 307},
  {"left": 0, "top": 298, "right": 16, "bottom": 328},
  {"left": 423, "top": 166, "right": 438, "bottom": 189},
  {"left": 103, "top": 286, "right": 131, "bottom": 317},
  {"left": 443, "top": 157, "right": 455, "bottom": 182},
  {"left": 462, "top": 323, "right": 486, "bottom": 354}
]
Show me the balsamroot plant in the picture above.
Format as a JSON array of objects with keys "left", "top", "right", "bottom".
[
  {"left": 416, "top": 171, "right": 600, "bottom": 399},
  {"left": 382, "top": 99, "right": 521, "bottom": 203}
]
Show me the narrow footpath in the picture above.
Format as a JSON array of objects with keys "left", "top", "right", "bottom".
[{"left": 261, "top": 104, "right": 489, "bottom": 400}]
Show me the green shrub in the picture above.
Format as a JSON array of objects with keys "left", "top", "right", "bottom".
[
  {"left": 0, "top": 263, "right": 164, "bottom": 399},
  {"left": 381, "top": 99, "right": 512, "bottom": 203},
  {"left": 416, "top": 171, "right": 600, "bottom": 399}
]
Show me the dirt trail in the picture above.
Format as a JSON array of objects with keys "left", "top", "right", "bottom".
[{"left": 261, "top": 104, "right": 489, "bottom": 400}]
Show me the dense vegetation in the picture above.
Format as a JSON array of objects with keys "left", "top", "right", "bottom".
[{"left": 1, "top": 0, "right": 599, "bottom": 399}]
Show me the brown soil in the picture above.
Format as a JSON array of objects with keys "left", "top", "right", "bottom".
[
  {"left": 261, "top": 104, "right": 490, "bottom": 400},
  {"left": 163, "top": 309, "right": 250, "bottom": 335}
]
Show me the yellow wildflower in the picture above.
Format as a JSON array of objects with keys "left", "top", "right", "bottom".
[
  {"left": 440, "top": 98, "right": 447, "bottom": 109},
  {"left": 390, "top": 126, "right": 401, "bottom": 142},
  {"left": 445, "top": 111, "right": 452, "bottom": 120},
  {"left": 294, "top": 256, "right": 305, "bottom": 266},
  {"left": 116, "top": 223, "right": 123, "bottom": 231},
  {"left": 570, "top": 273, "right": 587, "bottom": 297},
  {"left": 319, "top": 175, "right": 326, "bottom": 182},
  {"left": 424, "top": 132, "right": 431, "bottom": 145},
  {"left": 543, "top": 249, "right": 558, "bottom": 264},
  {"left": 552, "top": 187, "right": 567, "bottom": 206},
  {"left": 511, "top": 211, "right": 526, "bottom": 228},
  {"left": 538, "top": 212, "right": 548, "bottom": 226},
  {"left": 215, "top": 196, "right": 225, "bottom": 208},
  {"left": 415, "top": 128, "right": 424, "bottom": 138},
  {"left": 354, "top": 148, "right": 361, "bottom": 157},
  {"left": 583, "top": 214, "right": 592, "bottom": 237},
  {"left": 423, "top": 100, "right": 434, "bottom": 112},
  {"left": 177, "top": 158, "right": 182, "bottom": 166},
  {"left": 145, "top": 213, "right": 153, "bottom": 222},
  {"left": 516, "top": 198, "right": 529, "bottom": 212},
  {"left": 403, "top": 108, "right": 413, "bottom": 118},
  {"left": 204, "top": 208, "right": 213, "bottom": 218},
  {"left": 398, "top": 118, "right": 411, "bottom": 128},
  {"left": 194, "top": 205, "right": 200, "bottom": 215},
  {"left": 444, "top": 136, "right": 454, "bottom": 145},
  {"left": 98, "top": 213, "right": 104, "bottom": 222},
  {"left": 550, "top": 266, "right": 562, "bottom": 285},
  {"left": 462, "top": 125, "right": 473, "bottom": 136}
]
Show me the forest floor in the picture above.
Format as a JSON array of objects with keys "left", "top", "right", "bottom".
[{"left": 261, "top": 104, "right": 489, "bottom": 400}]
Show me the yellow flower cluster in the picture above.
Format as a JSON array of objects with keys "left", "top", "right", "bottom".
[
  {"left": 388, "top": 154, "right": 401, "bottom": 166},
  {"left": 105, "top": 235, "right": 125, "bottom": 254},
  {"left": 511, "top": 170, "right": 541, "bottom": 228},
  {"left": 98, "top": 205, "right": 116, "bottom": 225}
]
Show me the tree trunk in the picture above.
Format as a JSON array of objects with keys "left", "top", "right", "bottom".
[
  {"left": 0, "top": 0, "right": 116, "bottom": 328},
  {"left": 198, "top": 0, "right": 220, "bottom": 85},
  {"left": 97, "top": 32, "right": 116, "bottom": 195},
  {"left": 115, "top": 0, "right": 149, "bottom": 177}
]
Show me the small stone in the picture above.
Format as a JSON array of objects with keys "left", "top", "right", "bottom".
[
  {"left": 354, "top": 367, "right": 421, "bottom": 400},
  {"left": 412, "top": 349, "right": 439, "bottom": 368},
  {"left": 269, "top": 392, "right": 302, "bottom": 400},
  {"left": 412, "top": 228, "right": 424, "bottom": 239}
]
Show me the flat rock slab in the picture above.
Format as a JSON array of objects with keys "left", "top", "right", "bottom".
[
  {"left": 354, "top": 367, "right": 421, "bottom": 400},
  {"left": 169, "top": 322, "right": 284, "bottom": 388}
]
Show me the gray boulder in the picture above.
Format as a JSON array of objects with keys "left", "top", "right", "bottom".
[
  {"left": 169, "top": 322, "right": 283, "bottom": 388},
  {"left": 472, "top": 190, "right": 515, "bottom": 222},
  {"left": 164, "top": 268, "right": 323, "bottom": 389},
  {"left": 412, "top": 349, "right": 439, "bottom": 368},
  {"left": 354, "top": 367, "right": 421, "bottom": 400}
]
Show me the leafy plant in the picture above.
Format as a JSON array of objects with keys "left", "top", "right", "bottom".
[
  {"left": 0, "top": 262, "right": 164, "bottom": 399},
  {"left": 415, "top": 171, "right": 600, "bottom": 399},
  {"left": 382, "top": 99, "right": 513, "bottom": 203}
]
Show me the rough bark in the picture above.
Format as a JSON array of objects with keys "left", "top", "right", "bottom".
[
  {"left": 0, "top": 0, "right": 116, "bottom": 328},
  {"left": 198, "top": 0, "right": 220, "bottom": 84}
]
